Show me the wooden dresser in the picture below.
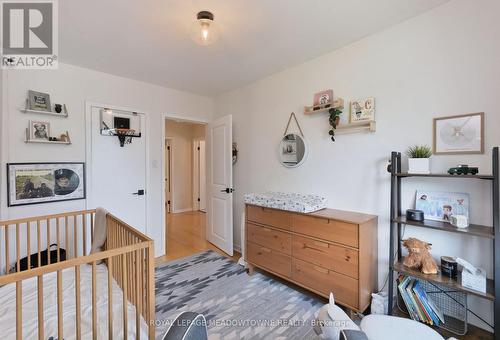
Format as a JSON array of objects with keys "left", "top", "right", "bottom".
[{"left": 245, "top": 204, "right": 378, "bottom": 313}]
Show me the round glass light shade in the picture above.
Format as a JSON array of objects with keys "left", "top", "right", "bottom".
[{"left": 190, "top": 16, "right": 218, "bottom": 46}]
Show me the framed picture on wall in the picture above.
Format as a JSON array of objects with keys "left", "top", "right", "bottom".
[
  {"left": 433, "top": 112, "right": 484, "bottom": 154},
  {"left": 28, "top": 90, "right": 51, "bottom": 111},
  {"left": 29, "top": 120, "right": 50, "bottom": 140},
  {"left": 350, "top": 98, "right": 375, "bottom": 122},
  {"left": 7, "top": 162, "right": 86, "bottom": 207}
]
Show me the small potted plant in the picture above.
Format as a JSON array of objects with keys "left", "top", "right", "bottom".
[
  {"left": 406, "top": 145, "right": 432, "bottom": 174},
  {"left": 328, "top": 107, "right": 342, "bottom": 142}
]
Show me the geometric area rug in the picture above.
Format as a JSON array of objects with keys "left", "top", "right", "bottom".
[{"left": 154, "top": 250, "right": 324, "bottom": 339}]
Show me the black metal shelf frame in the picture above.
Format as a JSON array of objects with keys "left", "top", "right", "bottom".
[{"left": 387, "top": 147, "right": 499, "bottom": 339}]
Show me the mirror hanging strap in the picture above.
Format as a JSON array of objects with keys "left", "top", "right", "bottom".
[{"left": 283, "top": 112, "right": 304, "bottom": 137}]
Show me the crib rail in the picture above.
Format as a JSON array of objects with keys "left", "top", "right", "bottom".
[{"left": 0, "top": 210, "right": 155, "bottom": 340}]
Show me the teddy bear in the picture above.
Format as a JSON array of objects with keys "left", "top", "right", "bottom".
[{"left": 402, "top": 238, "right": 438, "bottom": 274}]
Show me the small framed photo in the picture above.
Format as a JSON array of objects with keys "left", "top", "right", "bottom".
[
  {"left": 416, "top": 190, "right": 469, "bottom": 223},
  {"left": 30, "top": 120, "right": 50, "bottom": 140},
  {"left": 350, "top": 98, "right": 375, "bottom": 122},
  {"left": 28, "top": 90, "right": 51, "bottom": 111},
  {"left": 433, "top": 112, "right": 484, "bottom": 154},
  {"left": 313, "top": 89, "right": 333, "bottom": 106}
]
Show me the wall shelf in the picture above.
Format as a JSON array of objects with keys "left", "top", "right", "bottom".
[
  {"left": 394, "top": 216, "right": 494, "bottom": 239},
  {"left": 24, "top": 128, "right": 71, "bottom": 145},
  {"left": 304, "top": 98, "right": 344, "bottom": 114},
  {"left": 20, "top": 100, "right": 68, "bottom": 117},
  {"left": 335, "top": 120, "right": 376, "bottom": 135},
  {"left": 395, "top": 172, "right": 494, "bottom": 180}
]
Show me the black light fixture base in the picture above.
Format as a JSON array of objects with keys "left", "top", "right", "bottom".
[{"left": 197, "top": 11, "right": 214, "bottom": 21}]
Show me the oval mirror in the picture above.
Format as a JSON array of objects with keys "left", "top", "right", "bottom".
[{"left": 279, "top": 133, "right": 308, "bottom": 168}]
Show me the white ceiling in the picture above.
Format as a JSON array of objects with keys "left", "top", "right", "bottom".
[{"left": 60, "top": 0, "right": 449, "bottom": 96}]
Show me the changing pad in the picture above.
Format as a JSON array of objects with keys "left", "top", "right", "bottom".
[{"left": 244, "top": 192, "right": 327, "bottom": 213}]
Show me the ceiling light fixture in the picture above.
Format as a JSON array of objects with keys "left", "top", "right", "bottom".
[{"left": 191, "top": 11, "right": 218, "bottom": 46}]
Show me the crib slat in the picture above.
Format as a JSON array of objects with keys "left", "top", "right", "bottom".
[
  {"left": 16, "top": 281, "right": 22, "bottom": 340},
  {"left": 38, "top": 275, "right": 44, "bottom": 340},
  {"left": 74, "top": 215, "right": 78, "bottom": 258},
  {"left": 122, "top": 254, "right": 128, "bottom": 340},
  {"left": 136, "top": 249, "right": 142, "bottom": 340},
  {"left": 46, "top": 219, "right": 51, "bottom": 265},
  {"left": 5, "top": 225, "right": 9, "bottom": 274},
  {"left": 92, "top": 261, "right": 97, "bottom": 340},
  {"left": 27, "top": 222, "right": 31, "bottom": 270},
  {"left": 147, "top": 245, "right": 155, "bottom": 340},
  {"left": 56, "top": 218, "right": 61, "bottom": 262},
  {"left": 83, "top": 214, "right": 87, "bottom": 256},
  {"left": 16, "top": 223, "right": 20, "bottom": 272},
  {"left": 75, "top": 265, "right": 81, "bottom": 340},
  {"left": 37, "top": 221, "right": 41, "bottom": 269},
  {"left": 57, "top": 270, "right": 63, "bottom": 339},
  {"left": 91, "top": 212, "right": 94, "bottom": 244},
  {"left": 108, "top": 256, "right": 114, "bottom": 340},
  {"left": 65, "top": 216, "right": 69, "bottom": 258}
]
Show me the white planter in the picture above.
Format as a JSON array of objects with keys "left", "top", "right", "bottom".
[{"left": 408, "top": 158, "right": 430, "bottom": 174}]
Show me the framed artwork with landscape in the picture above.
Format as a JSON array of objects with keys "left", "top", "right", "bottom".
[{"left": 7, "top": 162, "right": 86, "bottom": 207}]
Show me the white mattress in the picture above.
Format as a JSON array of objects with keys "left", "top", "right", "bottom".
[{"left": 0, "top": 263, "right": 149, "bottom": 339}]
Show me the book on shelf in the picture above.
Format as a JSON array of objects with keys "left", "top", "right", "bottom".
[{"left": 397, "top": 275, "right": 444, "bottom": 326}]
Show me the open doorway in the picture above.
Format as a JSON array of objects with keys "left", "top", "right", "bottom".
[{"left": 164, "top": 118, "right": 209, "bottom": 259}]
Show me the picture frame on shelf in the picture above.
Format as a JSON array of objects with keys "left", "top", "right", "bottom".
[
  {"left": 313, "top": 89, "right": 333, "bottom": 106},
  {"left": 29, "top": 120, "right": 50, "bottom": 140},
  {"left": 7, "top": 162, "right": 86, "bottom": 207},
  {"left": 415, "top": 190, "right": 469, "bottom": 223},
  {"left": 28, "top": 90, "right": 51, "bottom": 112},
  {"left": 433, "top": 112, "right": 484, "bottom": 155},
  {"left": 350, "top": 98, "right": 375, "bottom": 122}
]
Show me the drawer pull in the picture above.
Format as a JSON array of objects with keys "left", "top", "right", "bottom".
[
  {"left": 345, "top": 256, "right": 351, "bottom": 261},
  {"left": 313, "top": 241, "right": 329, "bottom": 248},
  {"left": 304, "top": 244, "right": 326, "bottom": 253},
  {"left": 313, "top": 265, "right": 329, "bottom": 274},
  {"left": 262, "top": 227, "right": 272, "bottom": 232},
  {"left": 258, "top": 247, "right": 271, "bottom": 253}
]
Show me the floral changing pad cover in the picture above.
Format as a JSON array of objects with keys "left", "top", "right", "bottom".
[{"left": 244, "top": 192, "right": 327, "bottom": 213}]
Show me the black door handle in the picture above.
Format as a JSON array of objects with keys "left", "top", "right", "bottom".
[
  {"left": 220, "top": 188, "right": 234, "bottom": 193},
  {"left": 132, "top": 189, "right": 145, "bottom": 196}
]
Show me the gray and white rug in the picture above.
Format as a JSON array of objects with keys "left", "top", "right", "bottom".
[{"left": 155, "top": 250, "right": 324, "bottom": 339}]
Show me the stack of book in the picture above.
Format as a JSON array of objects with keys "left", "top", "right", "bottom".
[{"left": 397, "top": 275, "right": 445, "bottom": 326}]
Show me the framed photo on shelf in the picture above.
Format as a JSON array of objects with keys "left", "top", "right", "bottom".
[
  {"left": 28, "top": 90, "right": 51, "bottom": 111},
  {"left": 350, "top": 98, "right": 375, "bottom": 122},
  {"left": 433, "top": 112, "right": 484, "bottom": 154},
  {"left": 29, "top": 120, "right": 50, "bottom": 140},
  {"left": 7, "top": 162, "right": 86, "bottom": 207},
  {"left": 313, "top": 89, "right": 333, "bottom": 106},
  {"left": 415, "top": 190, "right": 469, "bottom": 223}
]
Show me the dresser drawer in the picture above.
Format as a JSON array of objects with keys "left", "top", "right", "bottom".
[
  {"left": 247, "top": 205, "right": 292, "bottom": 230},
  {"left": 292, "top": 259, "right": 358, "bottom": 309},
  {"left": 247, "top": 223, "right": 292, "bottom": 255},
  {"left": 247, "top": 242, "right": 291, "bottom": 278},
  {"left": 292, "top": 214, "right": 358, "bottom": 248},
  {"left": 292, "top": 235, "right": 358, "bottom": 279}
]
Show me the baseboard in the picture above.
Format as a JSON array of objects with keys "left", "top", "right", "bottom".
[{"left": 172, "top": 207, "right": 193, "bottom": 213}]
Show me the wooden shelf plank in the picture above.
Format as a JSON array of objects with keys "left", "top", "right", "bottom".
[
  {"left": 394, "top": 216, "right": 494, "bottom": 239},
  {"left": 25, "top": 140, "right": 71, "bottom": 145},
  {"left": 304, "top": 98, "right": 344, "bottom": 114},
  {"left": 393, "top": 261, "right": 495, "bottom": 301},
  {"left": 20, "top": 108, "right": 68, "bottom": 117},
  {"left": 395, "top": 172, "right": 494, "bottom": 180},
  {"left": 335, "top": 121, "right": 376, "bottom": 135}
]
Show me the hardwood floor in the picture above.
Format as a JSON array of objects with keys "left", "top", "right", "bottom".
[{"left": 155, "top": 210, "right": 240, "bottom": 266}]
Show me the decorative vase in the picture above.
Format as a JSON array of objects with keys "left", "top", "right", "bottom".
[{"left": 408, "top": 158, "right": 430, "bottom": 174}]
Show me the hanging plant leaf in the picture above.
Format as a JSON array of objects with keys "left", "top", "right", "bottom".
[{"left": 327, "top": 107, "right": 343, "bottom": 142}]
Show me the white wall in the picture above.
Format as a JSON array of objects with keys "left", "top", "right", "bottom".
[
  {"left": 214, "top": 0, "right": 499, "bottom": 330},
  {"left": 1, "top": 63, "right": 213, "bottom": 257},
  {"left": 165, "top": 120, "right": 206, "bottom": 213}
]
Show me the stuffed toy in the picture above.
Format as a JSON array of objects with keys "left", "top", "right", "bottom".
[{"left": 402, "top": 238, "right": 438, "bottom": 274}]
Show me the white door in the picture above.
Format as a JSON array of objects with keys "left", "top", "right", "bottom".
[
  {"left": 199, "top": 140, "right": 207, "bottom": 212},
  {"left": 89, "top": 106, "right": 147, "bottom": 233},
  {"left": 207, "top": 115, "right": 233, "bottom": 255}
]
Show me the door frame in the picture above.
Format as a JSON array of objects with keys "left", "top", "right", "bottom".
[
  {"left": 162, "top": 113, "right": 209, "bottom": 255},
  {"left": 85, "top": 101, "right": 151, "bottom": 236},
  {"left": 192, "top": 138, "right": 206, "bottom": 212}
]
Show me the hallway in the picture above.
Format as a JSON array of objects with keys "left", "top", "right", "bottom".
[{"left": 157, "top": 211, "right": 239, "bottom": 264}]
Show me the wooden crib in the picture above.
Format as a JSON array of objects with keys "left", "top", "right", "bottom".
[{"left": 0, "top": 209, "right": 156, "bottom": 340}]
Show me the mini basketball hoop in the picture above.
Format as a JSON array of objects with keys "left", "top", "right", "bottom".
[{"left": 113, "top": 128, "right": 141, "bottom": 147}]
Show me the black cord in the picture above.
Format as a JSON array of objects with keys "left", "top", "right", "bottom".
[{"left": 378, "top": 224, "right": 406, "bottom": 293}]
